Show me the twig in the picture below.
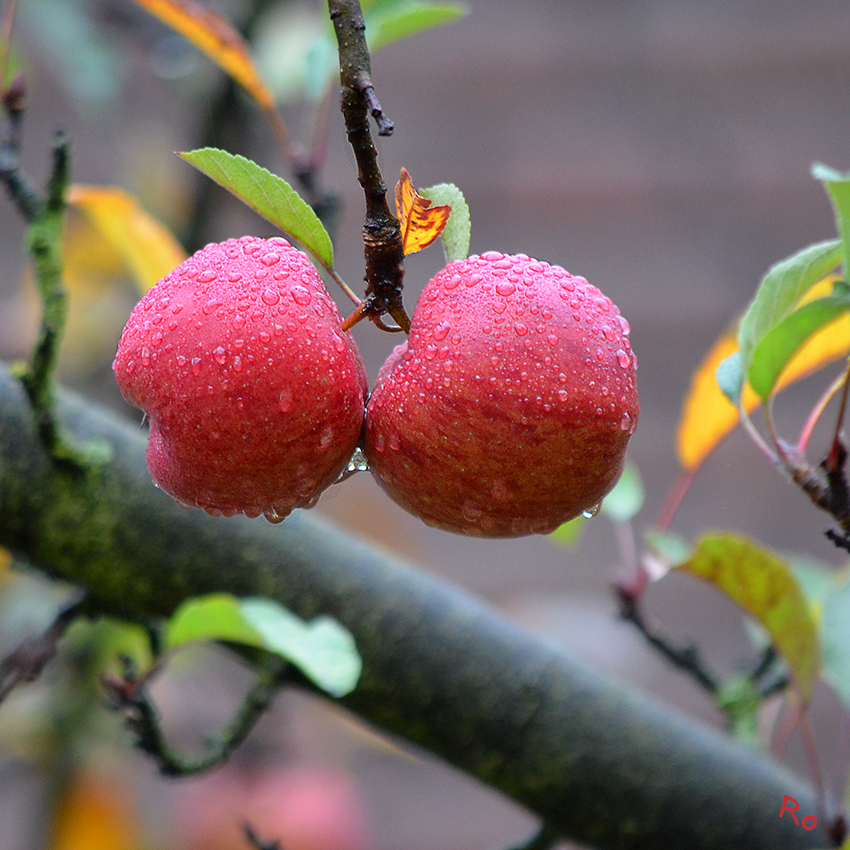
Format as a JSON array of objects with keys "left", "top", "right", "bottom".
[
  {"left": 328, "top": 0, "right": 409, "bottom": 332},
  {"left": 107, "top": 655, "right": 286, "bottom": 777},
  {"left": 615, "top": 585, "right": 719, "bottom": 694},
  {"left": 0, "top": 588, "right": 86, "bottom": 703},
  {"left": 243, "top": 824, "right": 281, "bottom": 850}
]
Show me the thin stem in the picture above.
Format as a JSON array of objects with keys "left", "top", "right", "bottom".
[
  {"left": 798, "top": 369, "right": 848, "bottom": 455},
  {"left": 113, "top": 656, "right": 286, "bottom": 777}
]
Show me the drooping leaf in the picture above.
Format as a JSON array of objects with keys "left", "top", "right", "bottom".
[
  {"left": 241, "top": 598, "right": 361, "bottom": 698},
  {"left": 164, "top": 594, "right": 361, "bottom": 698},
  {"left": 676, "top": 533, "right": 820, "bottom": 702},
  {"left": 66, "top": 185, "right": 187, "bottom": 293},
  {"left": 179, "top": 148, "right": 334, "bottom": 268},
  {"left": 813, "top": 164, "right": 850, "bottom": 273},
  {"left": 748, "top": 289, "right": 850, "bottom": 399},
  {"left": 736, "top": 238, "right": 842, "bottom": 388},
  {"left": 394, "top": 168, "right": 452, "bottom": 256},
  {"left": 676, "top": 274, "right": 850, "bottom": 472},
  {"left": 421, "top": 181, "right": 471, "bottom": 262},
  {"left": 365, "top": 1, "right": 469, "bottom": 52},
  {"left": 130, "top": 0, "right": 276, "bottom": 110},
  {"left": 600, "top": 462, "right": 644, "bottom": 523}
]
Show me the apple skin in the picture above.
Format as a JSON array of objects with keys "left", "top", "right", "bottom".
[
  {"left": 113, "top": 236, "right": 367, "bottom": 522},
  {"left": 363, "top": 251, "right": 639, "bottom": 537}
]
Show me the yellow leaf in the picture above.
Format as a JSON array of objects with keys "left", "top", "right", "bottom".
[
  {"left": 676, "top": 273, "right": 850, "bottom": 471},
  {"left": 394, "top": 168, "right": 451, "bottom": 256},
  {"left": 67, "top": 185, "right": 187, "bottom": 293},
  {"left": 678, "top": 533, "right": 820, "bottom": 702},
  {"left": 130, "top": 0, "right": 275, "bottom": 110},
  {"left": 50, "top": 772, "right": 141, "bottom": 850}
]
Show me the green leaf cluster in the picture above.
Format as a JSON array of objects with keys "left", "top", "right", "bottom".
[{"left": 718, "top": 166, "right": 850, "bottom": 404}]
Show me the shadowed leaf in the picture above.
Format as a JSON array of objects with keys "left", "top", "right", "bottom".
[
  {"left": 395, "top": 168, "right": 451, "bottom": 255},
  {"left": 179, "top": 148, "right": 334, "bottom": 268},
  {"left": 130, "top": 0, "right": 275, "bottom": 110},
  {"left": 421, "top": 181, "right": 471, "bottom": 261},
  {"left": 677, "top": 533, "right": 820, "bottom": 702},
  {"left": 66, "top": 185, "right": 187, "bottom": 293}
]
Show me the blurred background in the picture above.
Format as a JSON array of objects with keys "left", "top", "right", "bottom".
[{"left": 2, "top": 0, "right": 850, "bottom": 847}]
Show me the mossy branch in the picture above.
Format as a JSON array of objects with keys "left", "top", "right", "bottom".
[{"left": 0, "top": 364, "right": 830, "bottom": 850}]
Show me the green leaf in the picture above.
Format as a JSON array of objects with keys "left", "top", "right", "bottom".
[
  {"left": 736, "top": 238, "right": 842, "bottom": 382},
  {"left": 164, "top": 594, "right": 361, "bottom": 698},
  {"left": 365, "top": 1, "right": 469, "bottom": 52},
  {"left": 600, "top": 462, "right": 644, "bottom": 523},
  {"left": 748, "top": 290, "right": 850, "bottom": 399},
  {"left": 420, "top": 182, "right": 471, "bottom": 262},
  {"left": 715, "top": 350, "right": 744, "bottom": 403},
  {"left": 165, "top": 594, "right": 264, "bottom": 652},
  {"left": 821, "top": 570, "right": 850, "bottom": 708},
  {"left": 813, "top": 163, "right": 850, "bottom": 273},
  {"left": 675, "top": 533, "right": 820, "bottom": 702},
  {"left": 179, "top": 148, "right": 334, "bottom": 269},
  {"left": 240, "top": 598, "right": 361, "bottom": 697}
]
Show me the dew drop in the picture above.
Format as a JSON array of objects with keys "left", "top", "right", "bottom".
[
  {"left": 596, "top": 346, "right": 605, "bottom": 361},
  {"left": 582, "top": 503, "right": 601, "bottom": 519},
  {"left": 197, "top": 269, "right": 217, "bottom": 283},
  {"left": 264, "top": 507, "right": 286, "bottom": 524},
  {"left": 261, "top": 288, "right": 280, "bottom": 306},
  {"left": 125, "top": 360, "right": 136, "bottom": 374},
  {"left": 433, "top": 321, "right": 451, "bottom": 341},
  {"left": 213, "top": 346, "right": 226, "bottom": 365},
  {"left": 616, "top": 349, "right": 631, "bottom": 369},
  {"left": 291, "top": 286, "right": 312, "bottom": 306},
  {"left": 278, "top": 388, "right": 293, "bottom": 412},
  {"left": 495, "top": 280, "right": 516, "bottom": 297},
  {"left": 514, "top": 322, "right": 528, "bottom": 337},
  {"left": 191, "top": 357, "right": 201, "bottom": 376},
  {"left": 547, "top": 334, "right": 559, "bottom": 347},
  {"left": 232, "top": 355, "right": 243, "bottom": 372},
  {"left": 319, "top": 426, "right": 334, "bottom": 449}
]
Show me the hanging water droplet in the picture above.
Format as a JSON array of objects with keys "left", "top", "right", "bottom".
[{"left": 582, "top": 503, "right": 601, "bottom": 519}]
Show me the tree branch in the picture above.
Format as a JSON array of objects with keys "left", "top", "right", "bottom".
[{"left": 0, "top": 364, "right": 829, "bottom": 850}]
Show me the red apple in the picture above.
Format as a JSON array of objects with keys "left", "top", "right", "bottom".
[
  {"left": 113, "top": 236, "right": 366, "bottom": 522},
  {"left": 364, "top": 252, "right": 638, "bottom": 536}
]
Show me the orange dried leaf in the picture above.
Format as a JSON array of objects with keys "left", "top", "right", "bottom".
[
  {"left": 50, "top": 772, "right": 141, "bottom": 850},
  {"left": 394, "top": 167, "right": 451, "bottom": 255},
  {"left": 67, "top": 185, "right": 187, "bottom": 293},
  {"left": 130, "top": 0, "right": 275, "bottom": 110},
  {"left": 676, "top": 273, "right": 850, "bottom": 472}
]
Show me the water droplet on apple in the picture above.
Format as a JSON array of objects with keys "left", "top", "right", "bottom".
[
  {"left": 495, "top": 281, "right": 516, "bottom": 297},
  {"left": 278, "top": 388, "right": 293, "bottom": 413},
  {"left": 616, "top": 349, "right": 631, "bottom": 369},
  {"left": 514, "top": 322, "right": 528, "bottom": 336},
  {"left": 433, "top": 321, "right": 451, "bottom": 341},
  {"left": 582, "top": 503, "right": 601, "bottom": 519},
  {"left": 261, "top": 288, "right": 280, "bottom": 306},
  {"left": 291, "top": 286, "right": 312, "bottom": 306}
]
